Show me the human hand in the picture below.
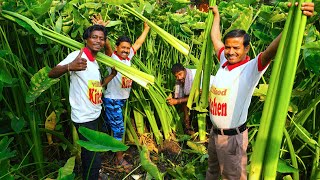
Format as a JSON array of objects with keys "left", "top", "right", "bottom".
[
  {"left": 144, "top": 22, "right": 150, "bottom": 31},
  {"left": 167, "top": 97, "right": 178, "bottom": 106},
  {"left": 111, "top": 67, "right": 117, "bottom": 76},
  {"left": 288, "top": 2, "right": 314, "bottom": 16},
  {"left": 91, "top": 14, "right": 110, "bottom": 26},
  {"left": 69, "top": 49, "right": 87, "bottom": 71},
  {"left": 209, "top": 6, "right": 219, "bottom": 15}
]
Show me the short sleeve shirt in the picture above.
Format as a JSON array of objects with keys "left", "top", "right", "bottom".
[
  {"left": 104, "top": 47, "right": 135, "bottom": 100},
  {"left": 209, "top": 47, "right": 268, "bottom": 128},
  {"left": 58, "top": 50, "right": 102, "bottom": 123}
]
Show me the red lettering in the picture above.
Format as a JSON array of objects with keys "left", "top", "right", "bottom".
[{"left": 209, "top": 97, "right": 227, "bottom": 117}]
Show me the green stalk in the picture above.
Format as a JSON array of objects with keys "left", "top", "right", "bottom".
[
  {"left": 249, "top": 0, "right": 296, "bottom": 177},
  {"left": 283, "top": 128, "right": 299, "bottom": 180}
]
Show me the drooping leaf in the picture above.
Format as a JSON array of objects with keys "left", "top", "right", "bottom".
[
  {"left": 54, "top": 16, "right": 63, "bottom": 33},
  {"left": 276, "top": 159, "right": 298, "bottom": 173},
  {"left": 77, "top": 127, "right": 128, "bottom": 152},
  {"left": 140, "top": 145, "right": 164, "bottom": 180},
  {"left": 293, "top": 122, "right": 319, "bottom": 150},
  {"left": 6, "top": 112, "right": 25, "bottom": 134},
  {"left": 303, "top": 47, "right": 320, "bottom": 75},
  {"left": 0, "top": 70, "right": 15, "bottom": 85},
  {"left": 106, "top": 20, "right": 123, "bottom": 27},
  {"left": 57, "top": 156, "right": 75, "bottom": 180},
  {"left": 25, "top": 67, "right": 60, "bottom": 103}
]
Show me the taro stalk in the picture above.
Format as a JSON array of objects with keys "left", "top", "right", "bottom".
[
  {"left": 187, "top": 0, "right": 216, "bottom": 141},
  {"left": 1, "top": 10, "right": 155, "bottom": 89},
  {"left": 249, "top": 0, "right": 313, "bottom": 179}
]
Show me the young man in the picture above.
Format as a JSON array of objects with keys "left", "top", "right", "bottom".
[
  {"left": 102, "top": 22, "right": 150, "bottom": 173},
  {"left": 48, "top": 25, "right": 108, "bottom": 179},
  {"left": 206, "top": 3, "right": 314, "bottom": 180},
  {"left": 167, "top": 63, "right": 197, "bottom": 135}
]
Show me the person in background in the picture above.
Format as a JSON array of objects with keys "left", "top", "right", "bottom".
[
  {"left": 206, "top": 3, "right": 314, "bottom": 179},
  {"left": 98, "top": 21, "right": 150, "bottom": 173},
  {"left": 48, "top": 24, "right": 108, "bottom": 180}
]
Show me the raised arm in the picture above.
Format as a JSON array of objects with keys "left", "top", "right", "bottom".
[
  {"left": 210, "top": 6, "right": 224, "bottom": 57},
  {"left": 48, "top": 49, "right": 87, "bottom": 78},
  {"left": 132, "top": 22, "right": 150, "bottom": 51},
  {"left": 91, "top": 14, "right": 113, "bottom": 56},
  {"left": 260, "top": 2, "right": 314, "bottom": 66}
]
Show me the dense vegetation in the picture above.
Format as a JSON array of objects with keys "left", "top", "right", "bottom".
[{"left": 0, "top": 0, "right": 320, "bottom": 179}]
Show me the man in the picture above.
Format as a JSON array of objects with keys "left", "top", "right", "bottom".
[
  {"left": 167, "top": 63, "right": 197, "bottom": 135},
  {"left": 102, "top": 22, "right": 150, "bottom": 173},
  {"left": 206, "top": 3, "right": 314, "bottom": 180},
  {"left": 48, "top": 25, "right": 107, "bottom": 180}
]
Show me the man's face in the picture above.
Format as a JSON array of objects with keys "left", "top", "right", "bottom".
[
  {"left": 224, "top": 37, "right": 249, "bottom": 64},
  {"left": 115, "top": 41, "right": 131, "bottom": 59},
  {"left": 174, "top": 70, "right": 186, "bottom": 83},
  {"left": 87, "top": 30, "right": 106, "bottom": 53}
]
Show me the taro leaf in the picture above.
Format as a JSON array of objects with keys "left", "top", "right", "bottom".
[
  {"left": 5, "top": 111, "right": 25, "bottom": 134},
  {"left": 252, "top": 30, "right": 273, "bottom": 44},
  {"left": 0, "top": 137, "right": 16, "bottom": 162},
  {"left": 283, "top": 175, "right": 293, "bottom": 180},
  {"left": 277, "top": 159, "right": 298, "bottom": 173},
  {"left": 140, "top": 145, "right": 164, "bottom": 180},
  {"left": 224, "top": 6, "right": 253, "bottom": 36},
  {"left": 0, "top": 70, "right": 15, "bottom": 85},
  {"left": 190, "top": 22, "right": 206, "bottom": 30},
  {"left": 77, "top": 127, "right": 128, "bottom": 152},
  {"left": 102, "top": 0, "right": 135, "bottom": 5},
  {"left": 302, "top": 42, "right": 320, "bottom": 75},
  {"left": 57, "top": 156, "right": 75, "bottom": 180},
  {"left": 253, "top": 84, "right": 268, "bottom": 101},
  {"left": 78, "top": 3, "right": 102, "bottom": 9},
  {"left": 180, "top": 24, "right": 193, "bottom": 35},
  {"left": 29, "top": 0, "right": 53, "bottom": 17},
  {"left": 54, "top": 16, "right": 63, "bottom": 33},
  {"left": 143, "top": 1, "right": 154, "bottom": 14},
  {"left": 293, "top": 123, "right": 319, "bottom": 150},
  {"left": 106, "top": 20, "right": 123, "bottom": 27},
  {"left": 26, "top": 67, "right": 59, "bottom": 103}
]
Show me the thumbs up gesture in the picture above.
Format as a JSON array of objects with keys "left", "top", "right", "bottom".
[{"left": 69, "top": 49, "right": 87, "bottom": 71}]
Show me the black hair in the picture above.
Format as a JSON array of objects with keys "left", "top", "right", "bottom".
[
  {"left": 223, "top": 29, "right": 250, "bottom": 47},
  {"left": 115, "top": 36, "right": 132, "bottom": 46},
  {"left": 171, "top": 63, "right": 185, "bottom": 75},
  {"left": 83, "top": 25, "right": 108, "bottom": 40}
]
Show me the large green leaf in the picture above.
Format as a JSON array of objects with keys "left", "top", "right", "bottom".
[
  {"left": 140, "top": 145, "right": 164, "bottom": 180},
  {"left": 0, "top": 137, "right": 16, "bottom": 162},
  {"left": 25, "top": 66, "right": 59, "bottom": 103},
  {"left": 224, "top": 6, "right": 253, "bottom": 35},
  {"left": 303, "top": 45, "right": 320, "bottom": 75},
  {"left": 276, "top": 159, "right": 298, "bottom": 173},
  {"left": 29, "top": 0, "right": 53, "bottom": 17},
  {"left": 102, "top": 0, "right": 135, "bottom": 5},
  {"left": 77, "top": 127, "right": 128, "bottom": 152},
  {"left": 57, "top": 156, "right": 75, "bottom": 180},
  {"left": 5, "top": 112, "right": 25, "bottom": 134}
]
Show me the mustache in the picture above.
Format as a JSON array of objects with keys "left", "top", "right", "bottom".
[{"left": 121, "top": 51, "right": 129, "bottom": 55}]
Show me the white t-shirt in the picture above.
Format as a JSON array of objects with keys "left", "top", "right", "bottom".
[
  {"left": 104, "top": 47, "right": 135, "bottom": 100},
  {"left": 58, "top": 50, "right": 102, "bottom": 123},
  {"left": 209, "top": 48, "right": 268, "bottom": 128}
]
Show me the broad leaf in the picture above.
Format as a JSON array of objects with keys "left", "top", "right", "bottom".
[
  {"left": 9, "top": 113, "right": 25, "bottom": 134},
  {"left": 294, "top": 123, "right": 319, "bottom": 149},
  {"left": 54, "top": 16, "right": 63, "bottom": 33},
  {"left": 29, "top": 0, "right": 53, "bottom": 17},
  {"left": 0, "top": 70, "right": 15, "bottom": 85},
  {"left": 140, "top": 145, "right": 163, "bottom": 180},
  {"left": 0, "top": 137, "right": 16, "bottom": 162},
  {"left": 303, "top": 47, "right": 320, "bottom": 75},
  {"left": 57, "top": 156, "right": 75, "bottom": 180},
  {"left": 102, "top": 0, "right": 135, "bottom": 5},
  {"left": 25, "top": 67, "right": 59, "bottom": 103},
  {"left": 224, "top": 6, "right": 253, "bottom": 35},
  {"left": 77, "top": 127, "right": 128, "bottom": 152},
  {"left": 277, "top": 159, "right": 298, "bottom": 173},
  {"left": 106, "top": 20, "right": 123, "bottom": 27}
]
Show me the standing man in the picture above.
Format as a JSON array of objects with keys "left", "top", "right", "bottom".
[
  {"left": 48, "top": 25, "right": 108, "bottom": 180},
  {"left": 167, "top": 63, "right": 197, "bottom": 135},
  {"left": 206, "top": 3, "right": 314, "bottom": 180},
  {"left": 102, "top": 22, "right": 150, "bottom": 173}
]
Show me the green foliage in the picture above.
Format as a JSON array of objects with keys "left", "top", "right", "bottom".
[
  {"left": 77, "top": 127, "right": 128, "bottom": 152},
  {"left": 140, "top": 145, "right": 164, "bottom": 180},
  {"left": 25, "top": 66, "right": 60, "bottom": 103},
  {"left": 277, "top": 159, "right": 299, "bottom": 173},
  {"left": 57, "top": 156, "right": 75, "bottom": 180},
  {"left": 0, "top": 137, "right": 15, "bottom": 180}
]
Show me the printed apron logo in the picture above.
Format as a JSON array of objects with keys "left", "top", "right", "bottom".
[
  {"left": 209, "top": 86, "right": 228, "bottom": 116},
  {"left": 121, "top": 76, "right": 132, "bottom": 88},
  {"left": 88, "top": 80, "right": 102, "bottom": 104}
]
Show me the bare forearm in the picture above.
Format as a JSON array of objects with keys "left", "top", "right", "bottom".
[
  {"left": 48, "top": 64, "right": 69, "bottom": 78},
  {"left": 102, "top": 74, "right": 116, "bottom": 87},
  {"left": 178, "top": 96, "right": 189, "bottom": 104},
  {"left": 261, "top": 33, "right": 282, "bottom": 66},
  {"left": 132, "top": 28, "right": 150, "bottom": 51},
  {"left": 105, "top": 39, "right": 113, "bottom": 56}
]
